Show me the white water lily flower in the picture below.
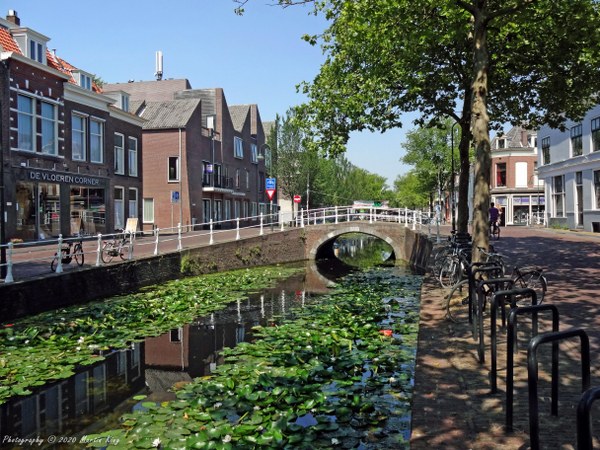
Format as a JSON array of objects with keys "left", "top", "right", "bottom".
[
  {"left": 75, "top": 346, "right": 81, "bottom": 351},
  {"left": 389, "top": 377, "right": 397, "bottom": 383},
  {"left": 214, "top": 402, "right": 222, "bottom": 409},
  {"left": 253, "top": 405, "right": 261, "bottom": 411},
  {"left": 331, "top": 438, "right": 340, "bottom": 445},
  {"left": 223, "top": 435, "right": 232, "bottom": 443},
  {"left": 152, "top": 437, "right": 161, "bottom": 447},
  {"left": 78, "top": 336, "right": 85, "bottom": 344}
]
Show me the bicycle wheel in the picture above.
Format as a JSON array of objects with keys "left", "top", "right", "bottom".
[
  {"left": 101, "top": 242, "right": 115, "bottom": 263},
  {"left": 50, "top": 254, "right": 59, "bottom": 272},
  {"left": 74, "top": 243, "right": 85, "bottom": 266},
  {"left": 514, "top": 270, "right": 547, "bottom": 306},
  {"left": 445, "top": 278, "right": 471, "bottom": 322},
  {"left": 431, "top": 246, "right": 451, "bottom": 276},
  {"left": 492, "top": 225, "right": 500, "bottom": 240},
  {"left": 439, "top": 256, "right": 462, "bottom": 289},
  {"left": 119, "top": 242, "right": 129, "bottom": 260}
]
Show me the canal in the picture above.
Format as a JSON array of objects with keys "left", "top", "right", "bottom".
[{"left": 0, "top": 234, "right": 422, "bottom": 449}]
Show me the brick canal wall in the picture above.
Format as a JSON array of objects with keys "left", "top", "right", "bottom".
[{"left": 0, "top": 227, "right": 431, "bottom": 322}]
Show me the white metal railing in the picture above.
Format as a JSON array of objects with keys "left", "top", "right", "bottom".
[{"left": 0, "top": 205, "right": 433, "bottom": 284}]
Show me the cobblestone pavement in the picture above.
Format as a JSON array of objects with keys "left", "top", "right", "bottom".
[{"left": 410, "top": 226, "right": 600, "bottom": 450}]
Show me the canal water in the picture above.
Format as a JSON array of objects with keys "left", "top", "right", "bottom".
[{"left": 0, "top": 233, "right": 421, "bottom": 449}]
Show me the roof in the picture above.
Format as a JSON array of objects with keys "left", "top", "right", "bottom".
[
  {"left": 263, "top": 121, "right": 275, "bottom": 139},
  {"left": 0, "top": 28, "right": 21, "bottom": 53},
  {"left": 136, "top": 98, "right": 201, "bottom": 129},
  {"left": 102, "top": 79, "right": 192, "bottom": 102},
  {"left": 46, "top": 51, "right": 101, "bottom": 92},
  {"left": 229, "top": 105, "right": 250, "bottom": 132}
]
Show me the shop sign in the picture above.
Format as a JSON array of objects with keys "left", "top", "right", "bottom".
[{"left": 28, "top": 170, "right": 101, "bottom": 186}]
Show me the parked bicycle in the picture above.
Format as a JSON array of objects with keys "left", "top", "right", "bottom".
[
  {"left": 444, "top": 255, "right": 547, "bottom": 323},
  {"left": 101, "top": 229, "right": 133, "bottom": 263},
  {"left": 50, "top": 236, "right": 84, "bottom": 272}
]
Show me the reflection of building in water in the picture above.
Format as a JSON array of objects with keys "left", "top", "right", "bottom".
[{"left": 0, "top": 344, "right": 144, "bottom": 442}]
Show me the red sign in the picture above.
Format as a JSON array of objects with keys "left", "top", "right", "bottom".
[
  {"left": 266, "top": 189, "right": 276, "bottom": 201},
  {"left": 293, "top": 195, "right": 302, "bottom": 204}
]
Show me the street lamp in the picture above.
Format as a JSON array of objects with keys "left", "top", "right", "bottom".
[{"left": 450, "top": 121, "right": 459, "bottom": 233}]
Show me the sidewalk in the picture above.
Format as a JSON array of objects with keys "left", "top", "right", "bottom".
[{"left": 411, "top": 226, "right": 600, "bottom": 449}]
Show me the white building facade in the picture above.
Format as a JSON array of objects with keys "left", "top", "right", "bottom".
[{"left": 537, "top": 104, "right": 600, "bottom": 232}]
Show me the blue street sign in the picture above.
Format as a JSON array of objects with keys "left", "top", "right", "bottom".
[
  {"left": 171, "top": 191, "right": 180, "bottom": 203},
  {"left": 266, "top": 177, "right": 276, "bottom": 190}
]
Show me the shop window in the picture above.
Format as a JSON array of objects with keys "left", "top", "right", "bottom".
[
  {"left": 594, "top": 170, "right": 600, "bottom": 209},
  {"left": 128, "top": 188, "right": 138, "bottom": 219},
  {"left": 70, "top": 186, "right": 105, "bottom": 236},
  {"left": 17, "top": 95, "right": 34, "bottom": 151}
]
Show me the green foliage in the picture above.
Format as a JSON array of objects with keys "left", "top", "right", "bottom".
[
  {"left": 392, "top": 171, "right": 429, "bottom": 209},
  {"left": 83, "top": 267, "right": 421, "bottom": 449},
  {"left": 0, "top": 266, "right": 302, "bottom": 405}
]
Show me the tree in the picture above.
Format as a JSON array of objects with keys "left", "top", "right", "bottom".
[
  {"left": 400, "top": 120, "right": 458, "bottom": 213},
  {"left": 235, "top": 0, "right": 600, "bottom": 255},
  {"left": 392, "top": 171, "right": 430, "bottom": 209}
]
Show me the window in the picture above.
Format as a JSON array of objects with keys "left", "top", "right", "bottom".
[
  {"left": 234, "top": 200, "right": 241, "bottom": 219},
  {"left": 114, "top": 187, "right": 125, "bottom": 230},
  {"left": 595, "top": 170, "right": 600, "bottom": 209},
  {"left": 515, "top": 162, "right": 528, "bottom": 187},
  {"left": 41, "top": 102, "right": 57, "bottom": 155},
  {"left": 251, "top": 202, "right": 257, "bottom": 218},
  {"left": 234, "top": 137, "right": 244, "bottom": 159},
  {"left": 497, "top": 138, "right": 506, "bottom": 149},
  {"left": 235, "top": 168, "right": 240, "bottom": 189},
  {"left": 168, "top": 157, "right": 179, "bottom": 182},
  {"left": 122, "top": 95, "right": 129, "bottom": 113},
  {"left": 571, "top": 124, "right": 583, "bottom": 157},
  {"left": 243, "top": 201, "right": 249, "bottom": 218},
  {"left": 29, "top": 39, "right": 44, "bottom": 63},
  {"left": 143, "top": 198, "right": 154, "bottom": 223},
  {"left": 17, "top": 95, "right": 34, "bottom": 151},
  {"left": 496, "top": 163, "right": 506, "bottom": 187},
  {"left": 245, "top": 169, "right": 250, "bottom": 190},
  {"left": 251, "top": 143, "right": 258, "bottom": 163},
  {"left": 528, "top": 135, "right": 537, "bottom": 148},
  {"left": 128, "top": 137, "right": 138, "bottom": 176},
  {"left": 114, "top": 134, "right": 125, "bottom": 175},
  {"left": 541, "top": 137, "right": 551, "bottom": 165},
  {"left": 202, "top": 161, "right": 212, "bottom": 185},
  {"left": 224, "top": 200, "right": 231, "bottom": 221},
  {"left": 72, "top": 114, "right": 86, "bottom": 161},
  {"left": 592, "top": 117, "right": 600, "bottom": 152},
  {"left": 90, "top": 118, "right": 103, "bottom": 163},
  {"left": 553, "top": 175, "right": 565, "bottom": 217},
  {"left": 128, "top": 188, "right": 138, "bottom": 219},
  {"left": 80, "top": 74, "right": 92, "bottom": 90}
]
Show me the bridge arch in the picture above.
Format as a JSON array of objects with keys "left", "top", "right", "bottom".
[{"left": 307, "top": 225, "right": 402, "bottom": 262}]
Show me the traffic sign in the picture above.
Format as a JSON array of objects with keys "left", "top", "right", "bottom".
[
  {"left": 171, "top": 191, "right": 180, "bottom": 203},
  {"left": 266, "top": 178, "right": 276, "bottom": 201},
  {"left": 293, "top": 195, "right": 302, "bottom": 204}
]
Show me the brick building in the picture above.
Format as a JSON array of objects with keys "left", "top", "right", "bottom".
[
  {"left": 490, "top": 126, "right": 544, "bottom": 225},
  {"left": 102, "top": 80, "right": 269, "bottom": 232},
  {"left": 0, "top": 10, "right": 143, "bottom": 242}
]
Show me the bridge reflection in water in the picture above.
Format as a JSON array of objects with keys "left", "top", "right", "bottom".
[{"left": 0, "top": 234, "right": 405, "bottom": 446}]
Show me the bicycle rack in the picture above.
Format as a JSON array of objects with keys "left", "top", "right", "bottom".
[
  {"left": 527, "top": 329, "right": 590, "bottom": 450},
  {"left": 505, "top": 304, "right": 558, "bottom": 432},
  {"left": 577, "top": 386, "right": 600, "bottom": 450},
  {"left": 468, "top": 263, "right": 504, "bottom": 327},
  {"left": 474, "top": 276, "right": 514, "bottom": 363},
  {"left": 489, "top": 288, "right": 537, "bottom": 394}
]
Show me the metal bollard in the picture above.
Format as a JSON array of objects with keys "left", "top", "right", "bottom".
[
  {"left": 154, "top": 228, "right": 160, "bottom": 256},
  {"left": 4, "top": 242, "right": 14, "bottom": 283},
  {"left": 236, "top": 218, "right": 240, "bottom": 240},
  {"left": 96, "top": 234, "right": 102, "bottom": 266},
  {"left": 56, "top": 234, "right": 64, "bottom": 273},
  {"left": 260, "top": 213, "right": 264, "bottom": 236},
  {"left": 210, "top": 219, "right": 214, "bottom": 245},
  {"left": 177, "top": 223, "right": 182, "bottom": 250}
]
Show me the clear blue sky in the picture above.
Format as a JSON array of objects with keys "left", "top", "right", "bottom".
[{"left": 10, "top": 0, "right": 411, "bottom": 185}]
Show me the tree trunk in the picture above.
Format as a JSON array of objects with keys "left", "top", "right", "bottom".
[
  {"left": 457, "top": 90, "right": 473, "bottom": 235},
  {"left": 470, "top": 8, "right": 491, "bottom": 261}
]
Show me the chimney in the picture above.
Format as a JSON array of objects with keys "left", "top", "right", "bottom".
[{"left": 6, "top": 10, "right": 20, "bottom": 26}]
